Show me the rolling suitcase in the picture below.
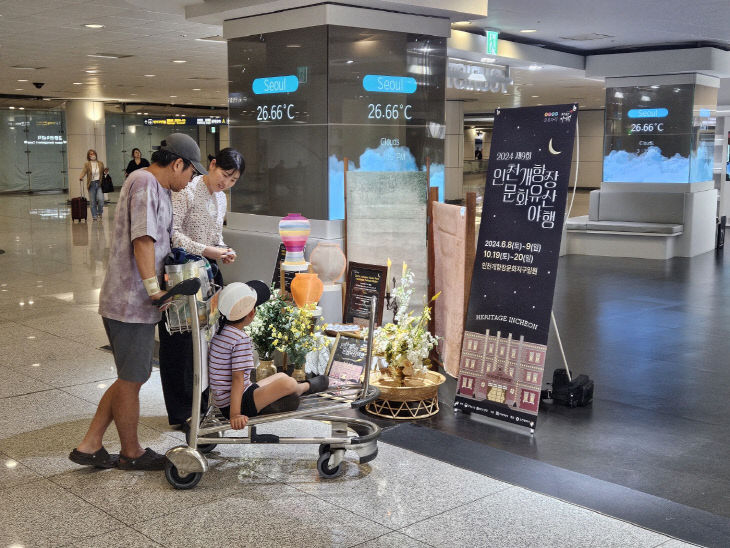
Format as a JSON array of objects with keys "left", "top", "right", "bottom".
[{"left": 71, "top": 181, "right": 88, "bottom": 223}]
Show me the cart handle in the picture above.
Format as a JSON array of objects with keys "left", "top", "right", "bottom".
[{"left": 151, "top": 278, "right": 201, "bottom": 306}]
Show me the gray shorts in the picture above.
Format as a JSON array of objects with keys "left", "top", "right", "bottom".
[{"left": 102, "top": 317, "right": 155, "bottom": 383}]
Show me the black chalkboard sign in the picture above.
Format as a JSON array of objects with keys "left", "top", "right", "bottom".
[
  {"left": 271, "top": 243, "right": 305, "bottom": 291},
  {"left": 325, "top": 333, "right": 368, "bottom": 387},
  {"left": 343, "top": 261, "right": 386, "bottom": 327}
]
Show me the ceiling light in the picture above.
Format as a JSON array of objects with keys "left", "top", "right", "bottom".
[
  {"left": 172, "top": 59, "right": 187, "bottom": 63},
  {"left": 520, "top": 29, "right": 537, "bottom": 33},
  {"left": 73, "top": 82, "right": 83, "bottom": 85},
  {"left": 85, "top": 69, "right": 98, "bottom": 73},
  {"left": 192, "top": 88, "right": 201, "bottom": 91},
  {"left": 143, "top": 112, "right": 148, "bottom": 115},
  {"left": 144, "top": 74, "right": 156, "bottom": 77},
  {"left": 17, "top": 79, "right": 27, "bottom": 82},
  {"left": 531, "top": 95, "right": 539, "bottom": 98},
  {"left": 170, "top": 95, "right": 177, "bottom": 98},
  {"left": 83, "top": 23, "right": 105, "bottom": 29},
  {"left": 527, "top": 64, "right": 542, "bottom": 71},
  {"left": 136, "top": 112, "right": 141, "bottom": 115},
  {"left": 614, "top": 91, "right": 624, "bottom": 98},
  {"left": 650, "top": 85, "right": 659, "bottom": 89},
  {"left": 9, "top": 106, "right": 15, "bottom": 110},
  {"left": 286, "top": 44, "right": 301, "bottom": 48},
  {"left": 15, "top": 88, "right": 23, "bottom": 91},
  {"left": 88, "top": 53, "right": 132, "bottom": 59},
  {"left": 481, "top": 57, "right": 496, "bottom": 63},
  {"left": 18, "top": 107, "right": 24, "bottom": 110},
  {"left": 346, "top": 60, "right": 354, "bottom": 64}
]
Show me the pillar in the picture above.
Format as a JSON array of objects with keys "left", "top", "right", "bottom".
[
  {"left": 66, "top": 100, "right": 106, "bottom": 199},
  {"left": 444, "top": 100, "right": 464, "bottom": 201}
]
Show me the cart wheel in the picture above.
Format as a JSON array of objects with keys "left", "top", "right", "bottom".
[
  {"left": 318, "top": 443, "right": 330, "bottom": 456},
  {"left": 317, "top": 451, "right": 343, "bottom": 479},
  {"left": 165, "top": 460, "right": 203, "bottom": 490},
  {"left": 185, "top": 429, "right": 219, "bottom": 454}
]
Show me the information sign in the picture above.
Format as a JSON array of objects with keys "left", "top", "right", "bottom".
[
  {"left": 454, "top": 104, "right": 578, "bottom": 429},
  {"left": 325, "top": 333, "right": 369, "bottom": 387},
  {"left": 343, "top": 262, "right": 387, "bottom": 327}
]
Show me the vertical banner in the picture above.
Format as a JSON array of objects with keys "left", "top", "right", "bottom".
[{"left": 454, "top": 104, "right": 578, "bottom": 429}]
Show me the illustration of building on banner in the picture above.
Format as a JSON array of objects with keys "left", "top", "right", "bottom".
[{"left": 456, "top": 330, "right": 544, "bottom": 414}]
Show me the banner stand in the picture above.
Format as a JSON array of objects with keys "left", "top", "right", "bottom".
[
  {"left": 453, "top": 104, "right": 579, "bottom": 432},
  {"left": 551, "top": 311, "right": 572, "bottom": 382},
  {"left": 458, "top": 408, "right": 537, "bottom": 436}
]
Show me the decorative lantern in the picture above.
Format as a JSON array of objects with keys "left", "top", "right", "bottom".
[{"left": 278, "top": 213, "right": 311, "bottom": 269}]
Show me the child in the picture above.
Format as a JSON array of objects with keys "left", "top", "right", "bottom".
[{"left": 210, "top": 281, "right": 329, "bottom": 430}]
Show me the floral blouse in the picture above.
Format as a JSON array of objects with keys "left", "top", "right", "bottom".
[{"left": 171, "top": 175, "right": 227, "bottom": 256}]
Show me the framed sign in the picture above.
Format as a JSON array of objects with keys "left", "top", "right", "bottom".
[
  {"left": 325, "top": 333, "right": 369, "bottom": 387},
  {"left": 344, "top": 261, "right": 386, "bottom": 327}
]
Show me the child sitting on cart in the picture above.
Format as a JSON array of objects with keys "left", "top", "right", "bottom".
[{"left": 210, "top": 281, "right": 329, "bottom": 429}]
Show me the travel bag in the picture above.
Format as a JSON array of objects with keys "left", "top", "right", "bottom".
[
  {"left": 71, "top": 181, "right": 88, "bottom": 223},
  {"left": 101, "top": 173, "right": 114, "bottom": 193}
]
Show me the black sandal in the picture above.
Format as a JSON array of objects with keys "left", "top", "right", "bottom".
[
  {"left": 68, "top": 447, "right": 119, "bottom": 468},
  {"left": 304, "top": 375, "right": 329, "bottom": 395},
  {"left": 118, "top": 448, "right": 167, "bottom": 471}
]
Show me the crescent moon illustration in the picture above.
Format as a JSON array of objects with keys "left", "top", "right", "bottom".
[{"left": 548, "top": 138, "right": 561, "bottom": 155}]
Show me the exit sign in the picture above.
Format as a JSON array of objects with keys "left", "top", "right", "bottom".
[{"left": 486, "top": 31, "right": 499, "bottom": 55}]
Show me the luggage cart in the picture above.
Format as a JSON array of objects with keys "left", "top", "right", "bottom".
[{"left": 157, "top": 280, "right": 381, "bottom": 490}]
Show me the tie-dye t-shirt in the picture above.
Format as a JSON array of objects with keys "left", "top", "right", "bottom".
[{"left": 98, "top": 169, "right": 172, "bottom": 324}]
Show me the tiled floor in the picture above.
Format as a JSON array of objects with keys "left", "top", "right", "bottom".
[{"left": 0, "top": 194, "right": 696, "bottom": 547}]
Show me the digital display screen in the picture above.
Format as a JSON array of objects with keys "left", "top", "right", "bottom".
[
  {"left": 227, "top": 25, "right": 446, "bottom": 220},
  {"left": 603, "top": 83, "right": 717, "bottom": 183}
]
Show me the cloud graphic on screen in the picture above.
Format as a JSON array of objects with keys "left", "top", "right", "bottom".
[
  {"left": 603, "top": 145, "right": 712, "bottom": 183},
  {"left": 603, "top": 147, "right": 689, "bottom": 183},
  {"left": 328, "top": 143, "right": 444, "bottom": 219}
]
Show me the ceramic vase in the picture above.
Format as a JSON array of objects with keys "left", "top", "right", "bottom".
[
  {"left": 291, "top": 272, "right": 324, "bottom": 308},
  {"left": 278, "top": 213, "right": 310, "bottom": 267},
  {"left": 309, "top": 242, "right": 346, "bottom": 285},
  {"left": 256, "top": 359, "right": 277, "bottom": 382},
  {"left": 291, "top": 362, "right": 307, "bottom": 382}
]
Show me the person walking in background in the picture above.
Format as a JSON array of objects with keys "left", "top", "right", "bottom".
[
  {"left": 158, "top": 147, "right": 244, "bottom": 428},
  {"left": 79, "top": 149, "right": 105, "bottom": 221},
  {"left": 125, "top": 147, "right": 150, "bottom": 179},
  {"left": 69, "top": 133, "right": 206, "bottom": 471}
]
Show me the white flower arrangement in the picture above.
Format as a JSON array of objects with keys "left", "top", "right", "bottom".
[{"left": 372, "top": 263, "right": 439, "bottom": 379}]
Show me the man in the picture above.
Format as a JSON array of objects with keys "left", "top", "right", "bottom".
[{"left": 69, "top": 133, "right": 207, "bottom": 471}]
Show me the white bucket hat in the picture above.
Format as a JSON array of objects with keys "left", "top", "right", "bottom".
[{"left": 218, "top": 282, "right": 258, "bottom": 322}]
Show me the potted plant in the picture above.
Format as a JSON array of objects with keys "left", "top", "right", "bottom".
[
  {"left": 271, "top": 303, "right": 325, "bottom": 381},
  {"left": 246, "top": 288, "right": 287, "bottom": 381}
]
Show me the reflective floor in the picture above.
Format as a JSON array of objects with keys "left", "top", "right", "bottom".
[{"left": 0, "top": 194, "right": 694, "bottom": 547}]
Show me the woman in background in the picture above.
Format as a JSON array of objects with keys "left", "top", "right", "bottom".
[
  {"left": 79, "top": 149, "right": 105, "bottom": 221},
  {"left": 124, "top": 148, "right": 150, "bottom": 178}
]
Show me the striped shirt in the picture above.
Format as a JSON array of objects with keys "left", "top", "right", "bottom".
[{"left": 208, "top": 324, "right": 254, "bottom": 408}]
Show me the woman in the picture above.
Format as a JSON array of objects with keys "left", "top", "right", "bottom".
[
  {"left": 124, "top": 148, "right": 150, "bottom": 178},
  {"left": 78, "top": 149, "right": 105, "bottom": 221},
  {"left": 159, "top": 147, "right": 245, "bottom": 428}
]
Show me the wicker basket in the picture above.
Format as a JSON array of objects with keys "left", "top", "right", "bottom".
[{"left": 365, "top": 370, "right": 446, "bottom": 419}]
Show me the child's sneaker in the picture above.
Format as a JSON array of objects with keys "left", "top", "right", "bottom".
[{"left": 304, "top": 375, "right": 329, "bottom": 395}]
